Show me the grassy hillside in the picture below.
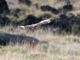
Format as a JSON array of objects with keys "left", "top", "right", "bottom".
[
  {"left": 0, "top": 29, "right": 80, "bottom": 60},
  {"left": 5, "top": 0, "right": 80, "bottom": 20},
  {"left": 0, "top": 0, "right": 80, "bottom": 60}
]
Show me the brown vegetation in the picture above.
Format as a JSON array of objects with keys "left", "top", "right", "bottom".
[{"left": 0, "top": 0, "right": 80, "bottom": 60}]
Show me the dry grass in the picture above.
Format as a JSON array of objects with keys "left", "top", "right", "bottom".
[
  {"left": 0, "top": 27, "right": 80, "bottom": 60},
  {"left": 0, "top": 0, "right": 80, "bottom": 60},
  {"left": 5, "top": 0, "right": 80, "bottom": 25}
]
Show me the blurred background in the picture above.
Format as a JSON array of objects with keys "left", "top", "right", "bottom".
[{"left": 0, "top": 0, "right": 80, "bottom": 60}]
